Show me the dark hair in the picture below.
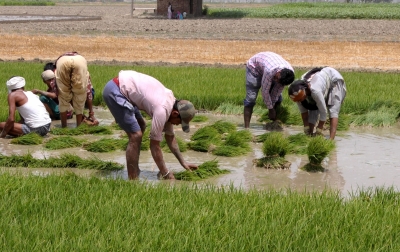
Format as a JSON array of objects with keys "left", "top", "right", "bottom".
[
  {"left": 302, "top": 67, "right": 325, "bottom": 82},
  {"left": 43, "top": 62, "right": 56, "bottom": 71},
  {"left": 279, "top": 68, "right": 295, "bottom": 86},
  {"left": 288, "top": 80, "right": 318, "bottom": 110}
]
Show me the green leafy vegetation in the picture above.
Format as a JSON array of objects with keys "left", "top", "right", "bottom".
[
  {"left": 174, "top": 160, "right": 229, "bottom": 181},
  {"left": 44, "top": 136, "right": 84, "bottom": 150},
  {"left": 207, "top": 3, "right": 400, "bottom": 20},
  {"left": 10, "top": 133, "right": 43, "bottom": 145}
]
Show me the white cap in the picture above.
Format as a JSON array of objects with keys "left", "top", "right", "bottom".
[{"left": 6, "top": 76, "right": 25, "bottom": 94}]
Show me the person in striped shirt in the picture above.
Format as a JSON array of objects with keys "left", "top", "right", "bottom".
[{"left": 244, "top": 52, "right": 295, "bottom": 128}]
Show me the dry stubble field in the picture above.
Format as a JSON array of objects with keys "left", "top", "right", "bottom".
[{"left": 0, "top": 3, "right": 400, "bottom": 72}]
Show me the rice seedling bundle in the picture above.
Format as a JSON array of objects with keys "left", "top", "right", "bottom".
[
  {"left": 10, "top": 133, "right": 43, "bottom": 145},
  {"left": 212, "top": 130, "right": 253, "bottom": 157},
  {"left": 50, "top": 125, "right": 113, "bottom": 135},
  {"left": 287, "top": 133, "right": 311, "bottom": 155},
  {"left": 0, "top": 153, "right": 123, "bottom": 170},
  {"left": 210, "top": 120, "right": 237, "bottom": 134},
  {"left": 191, "top": 115, "right": 208, "bottom": 122},
  {"left": 44, "top": 136, "right": 83, "bottom": 150},
  {"left": 189, "top": 126, "right": 221, "bottom": 152},
  {"left": 302, "top": 136, "right": 335, "bottom": 172},
  {"left": 212, "top": 145, "right": 249, "bottom": 157},
  {"left": 83, "top": 138, "right": 128, "bottom": 152},
  {"left": 161, "top": 136, "right": 188, "bottom": 153},
  {"left": 255, "top": 132, "right": 291, "bottom": 169},
  {"left": 174, "top": 160, "right": 229, "bottom": 181}
]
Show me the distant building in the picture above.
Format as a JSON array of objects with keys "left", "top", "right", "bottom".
[{"left": 157, "top": 0, "right": 203, "bottom": 18}]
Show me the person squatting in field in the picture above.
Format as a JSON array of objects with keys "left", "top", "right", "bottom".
[
  {"left": 38, "top": 60, "right": 99, "bottom": 126},
  {"left": 0, "top": 76, "right": 51, "bottom": 138},
  {"left": 243, "top": 51, "right": 295, "bottom": 128},
  {"left": 102, "top": 70, "right": 198, "bottom": 180},
  {"left": 288, "top": 67, "right": 347, "bottom": 140}
]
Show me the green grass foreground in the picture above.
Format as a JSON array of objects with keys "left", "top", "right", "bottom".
[
  {"left": 207, "top": 2, "right": 400, "bottom": 19},
  {"left": 0, "top": 173, "right": 400, "bottom": 250},
  {"left": 0, "top": 0, "right": 54, "bottom": 6},
  {"left": 1, "top": 62, "right": 400, "bottom": 127}
]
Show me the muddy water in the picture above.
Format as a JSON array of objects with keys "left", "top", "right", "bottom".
[{"left": 1, "top": 107, "right": 400, "bottom": 196}]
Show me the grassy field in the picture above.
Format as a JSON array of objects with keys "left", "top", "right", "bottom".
[
  {"left": 1, "top": 62, "right": 400, "bottom": 127},
  {"left": 1, "top": 173, "right": 400, "bottom": 251}
]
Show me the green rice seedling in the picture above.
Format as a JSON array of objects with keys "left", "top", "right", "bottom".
[
  {"left": 0, "top": 153, "right": 123, "bottom": 170},
  {"left": 191, "top": 115, "right": 208, "bottom": 122},
  {"left": 140, "top": 129, "right": 151, "bottom": 151},
  {"left": 212, "top": 145, "right": 249, "bottom": 157},
  {"left": 83, "top": 138, "right": 128, "bottom": 153},
  {"left": 160, "top": 136, "right": 188, "bottom": 153},
  {"left": 287, "top": 133, "right": 311, "bottom": 155},
  {"left": 10, "top": 133, "right": 43, "bottom": 145},
  {"left": 254, "top": 132, "right": 269, "bottom": 143},
  {"left": 174, "top": 160, "right": 229, "bottom": 181},
  {"left": 44, "top": 136, "right": 84, "bottom": 150},
  {"left": 303, "top": 136, "right": 336, "bottom": 172},
  {"left": 188, "top": 140, "right": 215, "bottom": 152},
  {"left": 210, "top": 120, "right": 237, "bottom": 134},
  {"left": 190, "top": 126, "right": 220, "bottom": 141},
  {"left": 216, "top": 103, "right": 265, "bottom": 116},
  {"left": 255, "top": 132, "right": 291, "bottom": 169},
  {"left": 50, "top": 124, "right": 113, "bottom": 136}
]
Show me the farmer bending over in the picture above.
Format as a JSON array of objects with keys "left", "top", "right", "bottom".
[
  {"left": 244, "top": 51, "right": 295, "bottom": 128},
  {"left": 288, "top": 67, "right": 347, "bottom": 140},
  {"left": 0, "top": 76, "right": 51, "bottom": 138},
  {"left": 103, "top": 70, "right": 198, "bottom": 180}
]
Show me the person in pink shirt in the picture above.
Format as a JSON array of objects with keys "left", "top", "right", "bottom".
[
  {"left": 102, "top": 70, "right": 198, "bottom": 180},
  {"left": 244, "top": 51, "right": 295, "bottom": 128}
]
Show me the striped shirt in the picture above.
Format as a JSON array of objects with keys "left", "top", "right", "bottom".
[{"left": 247, "top": 52, "right": 293, "bottom": 109}]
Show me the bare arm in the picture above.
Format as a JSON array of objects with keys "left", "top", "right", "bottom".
[
  {"left": 165, "top": 134, "right": 198, "bottom": 171},
  {"left": 150, "top": 139, "right": 174, "bottom": 179},
  {"left": 32, "top": 89, "right": 57, "bottom": 99}
]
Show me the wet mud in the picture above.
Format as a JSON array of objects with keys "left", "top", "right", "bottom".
[{"left": 1, "top": 109, "right": 400, "bottom": 196}]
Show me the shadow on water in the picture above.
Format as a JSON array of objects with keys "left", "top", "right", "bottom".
[{"left": 1, "top": 107, "right": 400, "bottom": 196}]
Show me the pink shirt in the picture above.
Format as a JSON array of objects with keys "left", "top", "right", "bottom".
[{"left": 118, "top": 70, "right": 175, "bottom": 141}]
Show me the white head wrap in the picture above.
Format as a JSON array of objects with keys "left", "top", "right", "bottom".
[{"left": 7, "top": 76, "right": 25, "bottom": 93}]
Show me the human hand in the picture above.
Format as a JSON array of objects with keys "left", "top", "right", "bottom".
[
  {"left": 268, "top": 109, "right": 276, "bottom": 121},
  {"left": 183, "top": 162, "right": 198, "bottom": 171},
  {"left": 31, "top": 89, "right": 39, "bottom": 94},
  {"left": 157, "top": 170, "right": 176, "bottom": 180}
]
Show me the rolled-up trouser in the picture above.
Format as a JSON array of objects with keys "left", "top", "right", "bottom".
[
  {"left": 243, "top": 66, "right": 282, "bottom": 108},
  {"left": 56, "top": 55, "right": 88, "bottom": 114},
  {"left": 308, "top": 80, "right": 347, "bottom": 124},
  {"left": 102, "top": 80, "right": 143, "bottom": 133},
  {"left": 39, "top": 95, "right": 60, "bottom": 120}
]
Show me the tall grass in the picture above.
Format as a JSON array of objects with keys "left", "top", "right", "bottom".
[
  {"left": 1, "top": 62, "right": 400, "bottom": 127},
  {"left": 208, "top": 3, "right": 400, "bottom": 19},
  {"left": 1, "top": 173, "right": 400, "bottom": 251}
]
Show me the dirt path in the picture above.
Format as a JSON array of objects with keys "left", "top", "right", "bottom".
[{"left": 1, "top": 4, "right": 400, "bottom": 72}]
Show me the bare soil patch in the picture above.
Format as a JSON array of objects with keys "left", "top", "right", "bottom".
[{"left": 0, "top": 3, "right": 400, "bottom": 72}]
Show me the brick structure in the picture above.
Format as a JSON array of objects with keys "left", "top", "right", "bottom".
[{"left": 157, "top": 0, "right": 203, "bottom": 18}]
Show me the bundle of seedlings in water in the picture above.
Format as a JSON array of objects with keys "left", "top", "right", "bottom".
[
  {"left": 83, "top": 138, "right": 128, "bottom": 153},
  {"left": 10, "top": 133, "right": 43, "bottom": 145},
  {"left": 212, "top": 130, "right": 253, "bottom": 157},
  {"left": 254, "top": 132, "right": 291, "bottom": 169},
  {"left": 160, "top": 136, "right": 188, "bottom": 153},
  {"left": 188, "top": 125, "right": 221, "bottom": 152},
  {"left": 174, "top": 160, "right": 229, "bottom": 181},
  {"left": 0, "top": 153, "right": 123, "bottom": 171},
  {"left": 50, "top": 124, "right": 112, "bottom": 136},
  {"left": 287, "top": 133, "right": 311, "bottom": 155},
  {"left": 44, "top": 136, "right": 84, "bottom": 150},
  {"left": 210, "top": 120, "right": 237, "bottom": 134},
  {"left": 302, "top": 136, "right": 335, "bottom": 172},
  {"left": 191, "top": 115, "right": 208, "bottom": 122}
]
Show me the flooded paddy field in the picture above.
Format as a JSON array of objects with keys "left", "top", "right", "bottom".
[{"left": 1, "top": 108, "right": 400, "bottom": 197}]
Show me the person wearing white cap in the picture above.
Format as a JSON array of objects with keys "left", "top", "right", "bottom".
[
  {"left": 0, "top": 76, "right": 51, "bottom": 138},
  {"left": 102, "top": 70, "right": 198, "bottom": 180}
]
